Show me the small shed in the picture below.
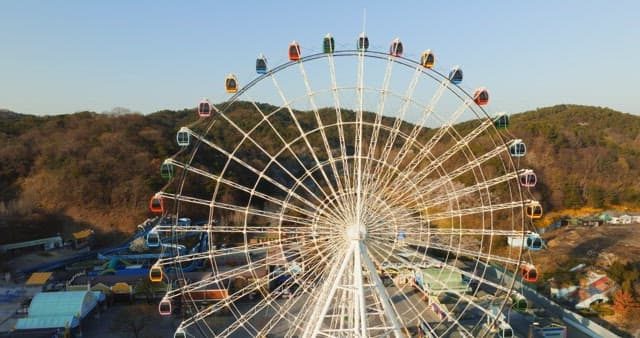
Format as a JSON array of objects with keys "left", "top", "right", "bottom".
[
  {"left": 71, "top": 229, "right": 94, "bottom": 249},
  {"left": 25, "top": 272, "right": 53, "bottom": 288}
]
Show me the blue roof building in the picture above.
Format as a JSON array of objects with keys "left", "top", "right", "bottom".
[{"left": 15, "top": 290, "right": 99, "bottom": 334}]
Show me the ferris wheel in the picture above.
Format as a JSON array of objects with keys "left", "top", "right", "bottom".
[{"left": 148, "top": 33, "right": 543, "bottom": 338}]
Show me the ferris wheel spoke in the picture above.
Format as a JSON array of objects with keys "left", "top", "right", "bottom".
[
  {"left": 181, "top": 127, "right": 332, "bottom": 210},
  {"left": 297, "top": 61, "right": 349, "bottom": 197},
  {"left": 382, "top": 120, "right": 494, "bottom": 208},
  {"left": 425, "top": 199, "right": 529, "bottom": 223},
  {"left": 412, "top": 119, "right": 495, "bottom": 185},
  {"left": 215, "top": 247, "right": 330, "bottom": 337},
  {"left": 268, "top": 74, "right": 348, "bottom": 214},
  {"left": 406, "top": 239, "right": 526, "bottom": 267},
  {"left": 384, "top": 79, "right": 450, "bottom": 172},
  {"left": 387, "top": 142, "right": 513, "bottom": 209},
  {"left": 158, "top": 192, "right": 315, "bottom": 226},
  {"left": 420, "top": 170, "right": 523, "bottom": 209},
  {"left": 253, "top": 245, "right": 346, "bottom": 336},
  {"left": 165, "top": 158, "right": 320, "bottom": 219},
  {"left": 366, "top": 65, "right": 423, "bottom": 195},
  {"left": 326, "top": 54, "right": 353, "bottom": 201},
  {"left": 360, "top": 52, "right": 395, "bottom": 197}
]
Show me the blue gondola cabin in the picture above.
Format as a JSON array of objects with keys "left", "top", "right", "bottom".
[
  {"left": 449, "top": 66, "right": 463, "bottom": 84},
  {"left": 256, "top": 55, "right": 267, "bottom": 74}
]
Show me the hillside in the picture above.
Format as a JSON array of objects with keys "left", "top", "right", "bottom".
[{"left": 0, "top": 104, "right": 639, "bottom": 246}]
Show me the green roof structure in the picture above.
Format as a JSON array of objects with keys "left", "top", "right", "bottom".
[
  {"left": 414, "top": 267, "right": 470, "bottom": 295},
  {"left": 15, "top": 291, "right": 98, "bottom": 330}
]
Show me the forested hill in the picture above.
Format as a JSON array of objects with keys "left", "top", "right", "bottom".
[{"left": 0, "top": 104, "right": 639, "bottom": 245}]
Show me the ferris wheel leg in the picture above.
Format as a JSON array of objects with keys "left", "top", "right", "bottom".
[
  {"left": 305, "top": 243, "right": 355, "bottom": 337},
  {"left": 360, "top": 241, "right": 405, "bottom": 338}
]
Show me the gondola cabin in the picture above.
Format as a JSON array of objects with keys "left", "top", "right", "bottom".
[
  {"left": 526, "top": 201, "right": 543, "bottom": 219},
  {"left": 420, "top": 50, "right": 435, "bottom": 68},
  {"left": 323, "top": 34, "right": 335, "bottom": 54},
  {"left": 225, "top": 74, "right": 238, "bottom": 93},
  {"left": 174, "top": 328, "right": 186, "bottom": 338},
  {"left": 146, "top": 231, "right": 160, "bottom": 248},
  {"left": 160, "top": 162, "right": 174, "bottom": 179},
  {"left": 526, "top": 232, "right": 544, "bottom": 251},
  {"left": 149, "top": 194, "right": 164, "bottom": 214},
  {"left": 509, "top": 140, "right": 526, "bottom": 157},
  {"left": 176, "top": 127, "right": 190, "bottom": 147},
  {"left": 448, "top": 66, "right": 463, "bottom": 84},
  {"left": 512, "top": 293, "right": 528, "bottom": 311},
  {"left": 473, "top": 87, "right": 489, "bottom": 106},
  {"left": 198, "top": 99, "right": 212, "bottom": 118},
  {"left": 149, "top": 265, "right": 163, "bottom": 282},
  {"left": 256, "top": 54, "right": 267, "bottom": 74},
  {"left": 390, "top": 38, "right": 403, "bottom": 57},
  {"left": 494, "top": 113, "right": 509, "bottom": 129},
  {"left": 519, "top": 170, "right": 537, "bottom": 188},
  {"left": 289, "top": 41, "right": 301, "bottom": 61},
  {"left": 521, "top": 264, "right": 538, "bottom": 283},
  {"left": 158, "top": 298, "right": 172, "bottom": 315},
  {"left": 358, "top": 33, "right": 369, "bottom": 51}
]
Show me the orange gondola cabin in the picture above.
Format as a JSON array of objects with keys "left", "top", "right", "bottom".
[
  {"left": 473, "top": 87, "right": 489, "bottom": 106},
  {"left": 149, "top": 194, "right": 164, "bottom": 214},
  {"left": 521, "top": 264, "right": 538, "bottom": 283},
  {"left": 289, "top": 41, "right": 301, "bottom": 61},
  {"left": 225, "top": 74, "right": 238, "bottom": 93},
  {"left": 420, "top": 50, "right": 435, "bottom": 68}
]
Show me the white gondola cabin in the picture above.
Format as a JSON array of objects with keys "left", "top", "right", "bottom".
[
  {"left": 149, "top": 264, "right": 163, "bottom": 282},
  {"left": 176, "top": 127, "right": 190, "bottom": 147},
  {"left": 357, "top": 32, "right": 369, "bottom": 51},
  {"left": 519, "top": 169, "right": 537, "bottom": 188},
  {"left": 390, "top": 38, "right": 403, "bottom": 57},
  {"left": 149, "top": 194, "right": 164, "bottom": 214},
  {"left": 323, "top": 33, "right": 335, "bottom": 54},
  {"left": 509, "top": 140, "right": 526, "bottom": 157},
  {"left": 526, "top": 201, "right": 543, "bottom": 219},
  {"left": 146, "top": 230, "right": 160, "bottom": 248},
  {"left": 289, "top": 41, "right": 301, "bottom": 61},
  {"left": 526, "top": 232, "right": 544, "bottom": 251},
  {"left": 449, "top": 66, "right": 463, "bottom": 84},
  {"left": 256, "top": 54, "right": 267, "bottom": 74},
  {"left": 198, "top": 99, "right": 212, "bottom": 118},
  {"left": 158, "top": 298, "right": 172, "bottom": 315},
  {"left": 473, "top": 87, "right": 489, "bottom": 106},
  {"left": 420, "top": 50, "right": 435, "bottom": 68},
  {"left": 225, "top": 74, "right": 238, "bottom": 93}
]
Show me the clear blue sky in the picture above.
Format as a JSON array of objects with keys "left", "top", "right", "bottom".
[{"left": 1, "top": 1, "right": 639, "bottom": 116}]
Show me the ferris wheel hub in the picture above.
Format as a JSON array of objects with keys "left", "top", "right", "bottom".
[{"left": 346, "top": 223, "right": 367, "bottom": 240}]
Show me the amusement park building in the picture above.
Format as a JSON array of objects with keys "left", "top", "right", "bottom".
[{"left": 14, "top": 290, "right": 101, "bottom": 336}]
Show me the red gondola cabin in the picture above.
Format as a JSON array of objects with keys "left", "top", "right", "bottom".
[
  {"left": 149, "top": 194, "right": 164, "bottom": 214},
  {"left": 289, "top": 41, "right": 301, "bottom": 61},
  {"left": 473, "top": 87, "right": 489, "bottom": 106}
]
